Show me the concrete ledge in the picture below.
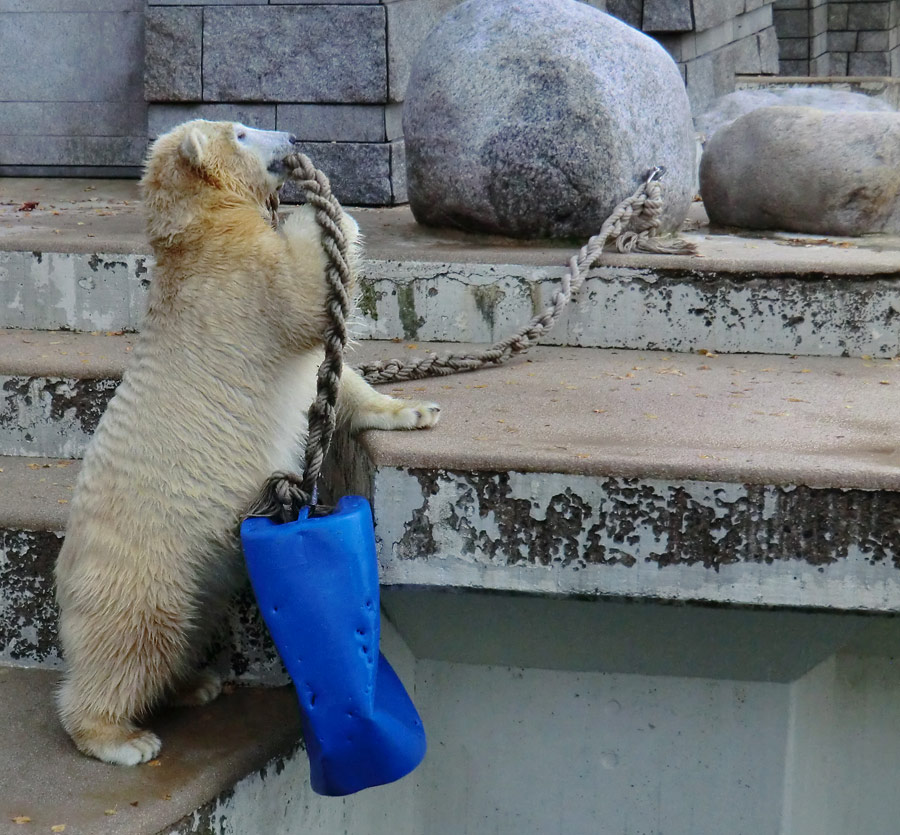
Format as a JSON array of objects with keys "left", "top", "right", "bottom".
[
  {"left": 2, "top": 182, "right": 900, "bottom": 355},
  {"left": 0, "top": 668, "right": 301, "bottom": 835}
]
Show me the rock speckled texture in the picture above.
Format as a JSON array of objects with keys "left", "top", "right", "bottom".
[
  {"left": 403, "top": 0, "right": 695, "bottom": 239},
  {"left": 700, "top": 106, "right": 900, "bottom": 236}
]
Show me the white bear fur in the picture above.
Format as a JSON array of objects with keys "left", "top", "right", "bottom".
[{"left": 54, "top": 120, "right": 439, "bottom": 766}]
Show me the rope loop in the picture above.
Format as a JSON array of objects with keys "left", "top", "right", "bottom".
[{"left": 244, "top": 163, "right": 697, "bottom": 524}]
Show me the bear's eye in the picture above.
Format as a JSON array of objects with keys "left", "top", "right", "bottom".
[{"left": 237, "top": 131, "right": 247, "bottom": 141}]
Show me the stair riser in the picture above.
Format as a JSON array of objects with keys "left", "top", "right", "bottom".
[
  {"left": 373, "top": 467, "right": 900, "bottom": 614},
  {"left": 0, "top": 250, "right": 150, "bottom": 332},
  {"left": 3, "top": 249, "right": 899, "bottom": 356},
  {"left": 0, "top": 374, "right": 117, "bottom": 458},
  {"left": 0, "top": 525, "right": 288, "bottom": 685}
]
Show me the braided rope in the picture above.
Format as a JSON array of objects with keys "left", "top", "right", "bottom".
[
  {"left": 246, "top": 162, "right": 697, "bottom": 523},
  {"left": 355, "top": 168, "right": 696, "bottom": 385}
]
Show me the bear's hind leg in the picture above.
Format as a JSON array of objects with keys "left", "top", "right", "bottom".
[
  {"left": 56, "top": 692, "right": 162, "bottom": 766},
  {"left": 170, "top": 668, "right": 223, "bottom": 707},
  {"left": 57, "top": 605, "right": 189, "bottom": 765}
]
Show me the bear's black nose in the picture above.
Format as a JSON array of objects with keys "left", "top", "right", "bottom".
[{"left": 289, "top": 135, "right": 300, "bottom": 145}]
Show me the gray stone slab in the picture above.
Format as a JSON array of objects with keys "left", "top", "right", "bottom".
[
  {"left": 759, "top": 25, "right": 782, "bottom": 71},
  {"left": 859, "top": 29, "right": 890, "bottom": 52},
  {"left": 829, "top": 30, "right": 859, "bottom": 52},
  {"left": 277, "top": 104, "right": 391, "bottom": 142},
  {"left": 386, "top": 0, "right": 463, "bottom": 102},
  {"left": 149, "top": 104, "right": 276, "bottom": 138},
  {"left": 773, "top": 7, "right": 809, "bottom": 37},
  {"left": 779, "top": 37, "right": 809, "bottom": 60},
  {"left": 0, "top": 10, "right": 144, "bottom": 102},
  {"left": 735, "top": 2, "right": 772, "bottom": 37},
  {"left": 202, "top": 5, "right": 387, "bottom": 103},
  {"left": 731, "top": 32, "right": 763, "bottom": 72},
  {"left": 781, "top": 58, "right": 811, "bottom": 75},
  {"left": 391, "top": 139, "right": 408, "bottom": 203},
  {"left": 385, "top": 103, "right": 404, "bottom": 140},
  {"left": 642, "top": 0, "right": 693, "bottom": 33},
  {"left": 693, "top": 0, "right": 744, "bottom": 31},
  {"left": 145, "top": 6, "right": 202, "bottom": 102},
  {"left": 0, "top": 137, "right": 147, "bottom": 168},
  {"left": 848, "top": 2, "right": 892, "bottom": 30},
  {"left": 828, "top": 2, "right": 849, "bottom": 29},
  {"left": 605, "top": 0, "right": 641, "bottom": 27},
  {"left": 0, "top": 102, "right": 146, "bottom": 138},
  {"left": 278, "top": 141, "right": 395, "bottom": 206},
  {"left": 0, "top": 0, "right": 137, "bottom": 8},
  {"left": 849, "top": 51, "right": 891, "bottom": 75}
]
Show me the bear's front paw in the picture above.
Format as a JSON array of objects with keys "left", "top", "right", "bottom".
[{"left": 353, "top": 397, "right": 441, "bottom": 432}]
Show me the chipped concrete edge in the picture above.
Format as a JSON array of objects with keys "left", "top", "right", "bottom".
[
  {"left": 2, "top": 249, "right": 899, "bottom": 356},
  {"left": 372, "top": 467, "right": 900, "bottom": 613}
]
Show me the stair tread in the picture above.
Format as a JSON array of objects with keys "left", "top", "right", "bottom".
[
  {"left": 361, "top": 345, "right": 900, "bottom": 490},
  {"left": 2, "top": 334, "right": 899, "bottom": 500},
  {"left": 2, "top": 178, "right": 899, "bottom": 276},
  {"left": 0, "top": 667, "right": 300, "bottom": 835}
]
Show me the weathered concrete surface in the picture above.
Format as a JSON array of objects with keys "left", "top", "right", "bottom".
[
  {"left": 359, "top": 346, "right": 900, "bottom": 490},
  {"left": 4, "top": 334, "right": 900, "bottom": 481},
  {"left": 0, "top": 667, "right": 302, "bottom": 835},
  {"left": 371, "top": 467, "right": 900, "bottom": 612},
  {"left": 3, "top": 182, "right": 900, "bottom": 355}
]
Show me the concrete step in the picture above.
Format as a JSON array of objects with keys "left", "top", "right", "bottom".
[
  {"left": 2, "top": 179, "right": 900, "bottom": 356},
  {"left": 0, "top": 667, "right": 305, "bottom": 835},
  {"left": 0, "top": 454, "right": 285, "bottom": 680},
  {"left": 2, "top": 338, "right": 899, "bottom": 673}
]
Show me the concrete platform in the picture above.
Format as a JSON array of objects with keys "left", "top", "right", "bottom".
[
  {"left": 2, "top": 179, "right": 900, "bottom": 356},
  {"left": 0, "top": 667, "right": 301, "bottom": 835},
  {"left": 3, "top": 330, "right": 899, "bottom": 486},
  {"left": 2, "top": 333, "right": 899, "bottom": 633}
]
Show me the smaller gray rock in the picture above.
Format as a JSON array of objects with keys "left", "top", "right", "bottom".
[
  {"left": 695, "top": 87, "right": 895, "bottom": 144},
  {"left": 699, "top": 106, "right": 900, "bottom": 236}
]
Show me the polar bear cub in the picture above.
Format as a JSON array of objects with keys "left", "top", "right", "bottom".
[{"left": 54, "top": 120, "right": 439, "bottom": 766}]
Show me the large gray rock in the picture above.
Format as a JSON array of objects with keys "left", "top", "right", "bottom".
[
  {"left": 700, "top": 106, "right": 900, "bottom": 236},
  {"left": 403, "top": 0, "right": 695, "bottom": 239},
  {"left": 696, "top": 87, "right": 895, "bottom": 144}
]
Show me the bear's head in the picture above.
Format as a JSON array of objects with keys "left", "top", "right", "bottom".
[{"left": 141, "top": 120, "right": 298, "bottom": 245}]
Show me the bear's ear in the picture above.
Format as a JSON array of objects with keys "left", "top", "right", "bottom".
[{"left": 179, "top": 127, "right": 208, "bottom": 167}]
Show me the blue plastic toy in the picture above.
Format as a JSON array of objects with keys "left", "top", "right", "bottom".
[{"left": 240, "top": 495, "right": 426, "bottom": 796}]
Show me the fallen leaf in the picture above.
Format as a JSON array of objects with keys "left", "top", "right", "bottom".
[
  {"left": 880, "top": 380, "right": 891, "bottom": 385},
  {"left": 11, "top": 816, "right": 30, "bottom": 824},
  {"left": 17, "top": 201, "right": 38, "bottom": 212},
  {"left": 147, "top": 759, "right": 162, "bottom": 767},
  {"left": 161, "top": 793, "right": 172, "bottom": 801},
  {"left": 104, "top": 809, "right": 117, "bottom": 816},
  {"left": 129, "top": 802, "right": 139, "bottom": 808},
  {"left": 786, "top": 397, "right": 808, "bottom": 403},
  {"left": 697, "top": 349, "right": 717, "bottom": 357},
  {"left": 51, "top": 826, "right": 66, "bottom": 832},
  {"left": 58, "top": 499, "right": 68, "bottom": 505}
]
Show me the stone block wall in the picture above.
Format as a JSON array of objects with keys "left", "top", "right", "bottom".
[
  {"left": 145, "top": 0, "right": 457, "bottom": 206},
  {"left": 640, "top": 1, "right": 781, "bottom": 112},
  {"left": 774, "top": 0, "right": 900, "bottom": 76},
  {"left": 0, "top": 0, "right": 147, "bottom": 177}
]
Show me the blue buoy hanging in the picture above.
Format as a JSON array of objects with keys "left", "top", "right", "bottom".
[
  {"left": 241, "top": 496, "right": 426, "bottom": 797},
  {"left": 240, "top": 154, "right": 425, "bottom": 797}
]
